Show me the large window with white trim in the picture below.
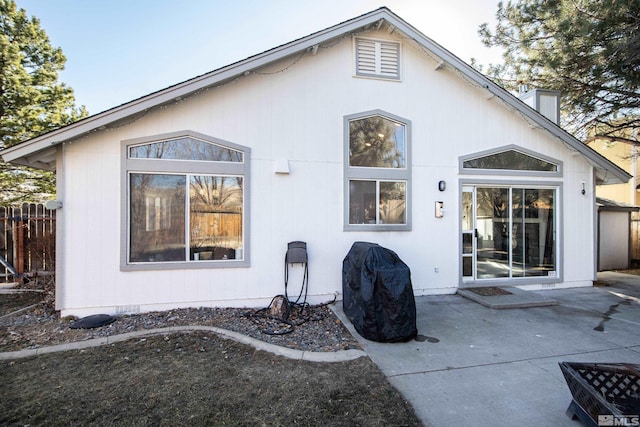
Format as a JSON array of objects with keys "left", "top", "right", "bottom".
[
  {"left": 122, "top": 131, "right": 249, "bottom": 270},
  {"left": 344, "top": 111, "right": 411, "bottom": 231}
]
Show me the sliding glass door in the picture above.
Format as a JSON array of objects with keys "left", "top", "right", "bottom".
[{"left": 462, "top": 186, "right": 557, "bottom": 283}]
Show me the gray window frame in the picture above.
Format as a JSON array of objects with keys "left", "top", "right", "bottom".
[
  {"left": 120, "top": 130, "right": 250, "bottom": 271},
  {"left": 344, "top": 110, "right": 411, "bottom": 231},
  {"left": 458, "top": 179, "right": 563, "bottom": 287},
  {"left": 459, "top": 144, "right": 562, "bottom": 177}
]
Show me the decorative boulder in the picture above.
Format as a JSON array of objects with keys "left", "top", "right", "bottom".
[{"left": 69, "top": 314, "right": 115, "bottom": 329}]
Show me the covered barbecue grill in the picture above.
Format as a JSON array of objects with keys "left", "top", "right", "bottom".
[{"left": 342, "top": 242, "right": 417, "bottom": 342}]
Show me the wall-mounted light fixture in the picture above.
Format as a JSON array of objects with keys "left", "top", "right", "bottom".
[
  {"left": 581, "top": 181, "right": 586, "bottom": 195},
  {"left": 438, "top": 180, "right": 446, "bottom": 191}
]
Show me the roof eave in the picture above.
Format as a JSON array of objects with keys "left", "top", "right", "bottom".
[
  {"left": 386, "top": 16, "right": 630, "bottom": 185},
  {"left": 597, "top": 197, "right": 640, "bottom": 211},
  {"left": 0, "top": 8, "right": 392, "bottom": 165},
  {"left": 1, "top": 7, "right": 631, "bottom": 185}
]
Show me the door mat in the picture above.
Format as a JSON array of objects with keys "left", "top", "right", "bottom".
[
  {"left": 466, "top": 287, "right": 512, "bottom": 296},
  {"left": 457, "top": 286, "right": 558, "bottom": 309}
]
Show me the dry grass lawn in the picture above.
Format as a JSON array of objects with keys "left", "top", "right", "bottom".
[{"left": 1, "top": 290, "right": 423, "bottom": 426}]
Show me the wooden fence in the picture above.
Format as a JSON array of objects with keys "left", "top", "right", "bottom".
[{"left": 0, "top": 203, "right": 56, "bottom": 282}]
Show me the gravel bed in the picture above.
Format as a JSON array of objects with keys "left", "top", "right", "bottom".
[{"left": 0, "top": 280, "right": 361, "bottom": 353}]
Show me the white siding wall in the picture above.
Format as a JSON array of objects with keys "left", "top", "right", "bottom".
[{"left": 57, "top": 32, "right": 597, "bottom": 316}]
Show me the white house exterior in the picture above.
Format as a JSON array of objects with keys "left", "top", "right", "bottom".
[{"left": 1, "top": 8, "right": 629, "bottom": 317}]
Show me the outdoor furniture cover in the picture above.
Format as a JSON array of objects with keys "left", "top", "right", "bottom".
[{"left": 342, "top": 242, "right": 417, "bottom": 342}]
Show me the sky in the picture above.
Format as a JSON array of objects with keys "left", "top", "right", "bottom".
[{"left": 17, "top": 0, "right": 504, "bottom": 115}]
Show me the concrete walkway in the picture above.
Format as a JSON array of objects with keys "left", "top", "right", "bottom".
[{"left": 332, "top": 272, "right": 640, "bottom": 426}]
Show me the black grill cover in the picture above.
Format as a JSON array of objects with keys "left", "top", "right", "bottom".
[{"left": 342, "top": 242, "right": 417, "bottom": 342}]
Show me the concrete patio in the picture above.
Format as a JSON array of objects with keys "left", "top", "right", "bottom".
[{"left": 332, "top": 271, "right": 640, "bottom": 426}]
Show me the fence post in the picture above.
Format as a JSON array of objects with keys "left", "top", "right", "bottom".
[
  {"left": 15, "top": 220, "right": 25, "bottom": 278},
  {"left": 0, "top": 206, "right": 10, "bottom": 281}
]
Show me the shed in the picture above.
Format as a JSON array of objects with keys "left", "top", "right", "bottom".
[{"left": 597, "top": 197, "right": 639, "bottom": 271}]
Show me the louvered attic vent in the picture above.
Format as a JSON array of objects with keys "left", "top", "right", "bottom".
[{"left": 355, "top": 37, "right": 400, "bottom": 80}]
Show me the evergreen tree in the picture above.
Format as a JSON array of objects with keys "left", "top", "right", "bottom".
[
  {"left": 0, "top": 0, "right": 87, "bottom": 204},
  {"left": 478, "top": 0, "right": 640, "bottom": 141},
  {"left": 349, "top": 116, "right": 403, "bottom": 168}
]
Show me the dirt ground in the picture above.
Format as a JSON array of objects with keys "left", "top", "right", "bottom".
[
  {"left": 0, "top": 291, "right": 44, "bottom": 315},
  {"left": 0, "top": 286, "right": 423, "bottom": 426}
]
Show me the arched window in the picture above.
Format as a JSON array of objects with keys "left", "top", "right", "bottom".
[
  {"left": 121, "top": 130, "right": 250, "bottom": 270},
  {"left": 460, "top": 145, "right": 561, "bottom": 176},
  {"left": 344, "top": 110, "right": 411, "bottom": 231}
]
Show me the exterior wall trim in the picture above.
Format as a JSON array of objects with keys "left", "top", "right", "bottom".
[
  {"left": 458, "top": 178, "right": 564, "bottom": 288},
  {"left": 343, "top": 109, "right": 412, "bottom": 231},
  {"left": 459, "top": 144, "right": 563, "bottom": 178}
]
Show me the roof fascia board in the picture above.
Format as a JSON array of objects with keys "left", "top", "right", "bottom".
[
  {"left": 1, "top": 9, "right": 390, "bottom": 163},
  {"left": 598, "top": 205, "right": 639, "bottom": 212}
]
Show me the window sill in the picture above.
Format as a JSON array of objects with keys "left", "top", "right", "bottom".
[
  {"left": 344, "top": 224, "right": 411, "bottom": 232},
  {"left": 120, "top": 259, "right": 250, "bottom": 271}
]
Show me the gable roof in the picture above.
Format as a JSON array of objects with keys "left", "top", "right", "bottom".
[{"left": 1, "top": 7, "right": 630, "bottom": 185}]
